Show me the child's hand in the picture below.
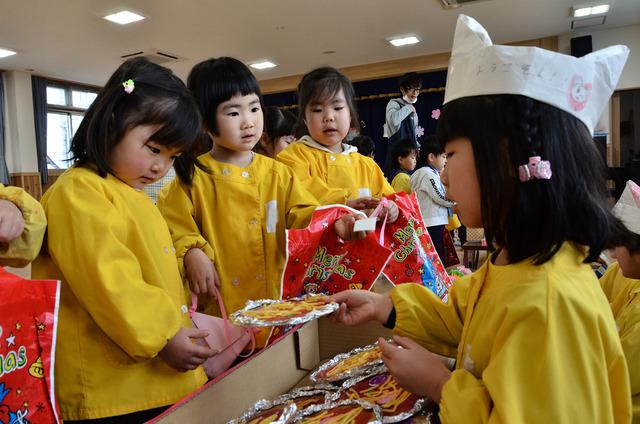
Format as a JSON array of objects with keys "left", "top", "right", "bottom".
[
  {"left": 377, "top": 200, "right": 399, "bottom": 223},
  {"left": 0, "top": 199, "right": 25, "bottom": 243},
  {"left": 184, "top": 248, "right": 221, "bottom": 297},
  {"left": 347, "top": 197, "right": 379, "bottom": 211},
  {"left": 329, "top": 290, "right": 393, "bottom": 326},
  {"left": 333, "top": 213, "right": 368, "bottom": 241},
  {"left": 379, "top": 335, "right": 452, "bottom": 402},
  {"left": 159, "top": 327, "right": 217, "bottom": 372}
]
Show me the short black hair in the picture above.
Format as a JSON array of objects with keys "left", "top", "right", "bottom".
[
  {"left": 398, "top": 72, "right": 422, "bottom": 90},
  {"left": 295, "top": 67, "right": 359, "bottom": 138},
  {"left": 437, "top": 94, "right": 628, "bottom": 264},
  {"left": 349, "top": 135, "right": 375, "bottom": 157},
  {"left": 391, "top": 138, "right": 418, "bottom": 162},
  {"left": 187, "top": 57, "right": 264, "bottom": 136},
  {"left": 70, "top": 57, "right": 206, "bottom": 185},
  {"left": 416, "top": 135, "right": 444, "bottom": 168},
  {"left": 264, "top": 106, "right": 296, "bottom": 140},
  {"left": 619, "top": 229, "right": 640, "bottom": 254}
]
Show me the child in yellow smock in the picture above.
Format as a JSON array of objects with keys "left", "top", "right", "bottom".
[
  {"left": 329, "top": 15, "right": 632, "bottom": 423},
  {"left": 32, "top": 58, "right": 215, "bottom": 423},
  {"left": 276, "top": 67, "right": 398, "bottom": 219},
  {"left": 388, "top": 137, "right": 418, "bottom": 194},
  {"left": 603, "top": 180, "right": 640, "bottom": 423},
  {"left": 0, "top": 184, "right": 46, "bottom": 267},
  {"left": 158, "top": 58, "right": 365, "bottom": 347}
]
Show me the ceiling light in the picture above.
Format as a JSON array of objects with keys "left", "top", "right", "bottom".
[
  {"left": 572, "top": 3, "right": 611, "bottom": 18},
  {"left": 104, "top": 10, "right": 146, "bottom": 25},
  {"left": 250, "top": 61, "right": 277, "bottom": 70},
  {"left": 388, "top": 36, "right": 420, "bottom": 47},
  {"left": 0, "top": 48, "right": 16, "bottom": 58},
  {"left": 591, "top": 4, "right": 610, "bottom": 13}
]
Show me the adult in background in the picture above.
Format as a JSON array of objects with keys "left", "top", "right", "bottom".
[{"left": 383, "top": 72, "right": 422, "bottom": 177}]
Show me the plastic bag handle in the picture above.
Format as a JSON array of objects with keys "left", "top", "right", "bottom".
[
  {"left": 190, "top": 287, "right": 255, "bottom": 357},
  {"left": 369, "top": 198, "right": 389, "bottom": 245}
]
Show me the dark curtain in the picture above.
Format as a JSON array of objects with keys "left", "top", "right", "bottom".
[
  {"left": 263, "top": 70, "right": 447, "bottom": 170},
  {"left": 31, "top": 76, "right": 48, "bottom": 185},
  {"left": 0, "top": 72, "right": 9, "bottom": 183}
]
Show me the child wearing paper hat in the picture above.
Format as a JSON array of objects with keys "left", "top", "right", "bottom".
[
  {"left": 330, "top": 14, "right": 632, "bottom": 423},
  {"left": 601, "top": 180, "right": 640, "bottom": 421}
]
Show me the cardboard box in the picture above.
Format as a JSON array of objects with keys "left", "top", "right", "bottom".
[{"left": 152, "top": 317, "right": 393, "bottom": 424}]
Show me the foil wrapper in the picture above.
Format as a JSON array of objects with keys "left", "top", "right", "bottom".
[
  {"left": 229, "top": 385, "right": 335, "bottom": 424},
  {"left": 311, "top": 342, "right": 386, "bottom": 383},
  {"left": 229, "top": 295, "right": 339, "bottom": 327},
  {"left": 333, "top": 368, "right": 426, "bottom": 423},
  {"left": 295, "top": 398, "right": 383, "bottom": 423}
]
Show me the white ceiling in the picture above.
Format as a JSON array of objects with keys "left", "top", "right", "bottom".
[{"left": 0, "top": 0, "right": 638, "bottom": 87}]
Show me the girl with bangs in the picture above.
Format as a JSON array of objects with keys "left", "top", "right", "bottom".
[
  {"left": 32, "top": 57, "right": 215, "bottom": 423},
  {"left": 276, "top": 67, "right": 398, "bottom": 218},
  {"left": 158, "top": 58, "right": 365, "bottom": 349}
]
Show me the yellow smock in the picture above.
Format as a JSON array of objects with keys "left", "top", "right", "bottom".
[
  {"left": 391, "top": 172, "right": 412, "bottom": 194},
  {"left": 276, "top": 136, "right": 394, "bottom": 205},
  {"left": 601, "top": 262, "right": 640, "bottom": 423},
  {"left": 158, "top": 153, "right": 317, "bottom": 346},
  {"left": 32, "top": 167, "right": 206, "bottom": 420},
  {"left": 391, "top": 242, "right": 632, "bottom": 423},
  {"left": 0, "top": 183, "right": 46, "bottom": 267}
]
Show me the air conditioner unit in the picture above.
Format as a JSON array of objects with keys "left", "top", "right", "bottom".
[
  {"left": 439, "top": 0, "right": 487, "bottom": 9},
  {"left": 120, "top": 49, "right": 185, "bottom": 64}
]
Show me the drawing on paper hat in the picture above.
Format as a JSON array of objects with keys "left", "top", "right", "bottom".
[
  {"left": 443, "top": 14, "right": 629, "bottom": 135},
  {"left": 613, "top": 180, "right": 640, "bottom": 236}
]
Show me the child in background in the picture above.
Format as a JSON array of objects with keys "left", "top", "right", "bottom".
[
  {"left": 277, "top": 67, "right": 398, "bottom": 220},
  {"left": 349, "top": 134, "right": 375, "bottom": 159},
  {"left": 32, "top": 58, "right": 214, "bottom": 422},
  {"left": 0, "top": 184, "right": 46, "bottom": 267},
  {"left": 254, "top": 106, "right": 296, "bottom": 158},
  {"left": 158, "top": 58, "right": 364, "bottom": 348},
  {"left": 388, "top": 138, "right": 418, "bottom": 193},
  {"left": 330, "top": 15, "right": 631, "bottom": 423},
  {"left": 602, "top": 180, "right": 640, "bottom": 421},
  {"left": 410, "top": 136, "right": 454, "bottom": 261}
]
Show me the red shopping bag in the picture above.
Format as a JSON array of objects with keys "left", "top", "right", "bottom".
[
  {"left": 379, "top": 193, "right": 453, "bottom": 302},
  {"left": 0, "top": 267, "right": 61, "bottom": 424},
  {"left": 281, "top": 205, "right": 393, "bottom": 299}
]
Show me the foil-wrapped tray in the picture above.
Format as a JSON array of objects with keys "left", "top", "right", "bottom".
[
  {"left": 229, "top": 295, "right": 339, "bottom": 327},
  {"left": 295, "top": 399, "right": 383, "bottom": 423},
  {"left": 310, "top": 342, "right": 385, "bottom": 383},
  {"left": 333, "top": 368, "right": 426, "bottom": 423},
  {"left": 228, "top": 385, "right": 334, "bottom": 424}
]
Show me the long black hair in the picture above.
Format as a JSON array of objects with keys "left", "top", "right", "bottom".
[
  {"left": 437, "top": 94, "right": 627, "bottom": 264},
  {"left": 70, "top": 57, "right": 206, "bottom": 184}
]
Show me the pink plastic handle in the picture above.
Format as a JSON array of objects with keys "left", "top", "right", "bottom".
[
  {"left": 190, "top": 287, "right": 256, "bottom": 357},
  {"left": 369, "top": 198, "right": 389, "bottom": 245}
]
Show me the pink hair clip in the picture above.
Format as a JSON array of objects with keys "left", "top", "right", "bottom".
[{"left": 518, "top": 156, "right": 552, "bottom": 182}]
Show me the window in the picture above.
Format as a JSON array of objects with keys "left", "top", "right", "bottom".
[{"left": 46, "top": 83, "right": 98, "bottom": 169}]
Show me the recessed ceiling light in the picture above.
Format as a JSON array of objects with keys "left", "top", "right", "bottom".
[
  {"left": 104, "top": 10, "right": 146, "bottom": 25},
  {"left": 0, "top": 48, "right": 16, "bottom": 58},
  {"left": 388, "top": 36, "right": 420, "bottom": 47},
  {"left": 572, "top": 2, "right": 610, "bottom": 18},
  {"left": 250, "top": 61, "right": 277, "bottom": 70}
]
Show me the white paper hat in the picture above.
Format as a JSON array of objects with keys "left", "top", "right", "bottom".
[
  {"left": 612, "top": 180, "right": 640, "bottom": 235},
  {"left": 443, "top": 14, "right": 629, "bottom": 134}
]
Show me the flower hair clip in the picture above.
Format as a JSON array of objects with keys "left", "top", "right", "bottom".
[
  {"left": 518, "top": 156, "right": 552, "bottom": 182},
  {"left": 122, "top": 79, "right": 135, "bottom": 94}
]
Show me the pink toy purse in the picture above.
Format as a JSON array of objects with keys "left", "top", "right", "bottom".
[{"left": 189, "top": 286, "right": 255, "bottom": 378}]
